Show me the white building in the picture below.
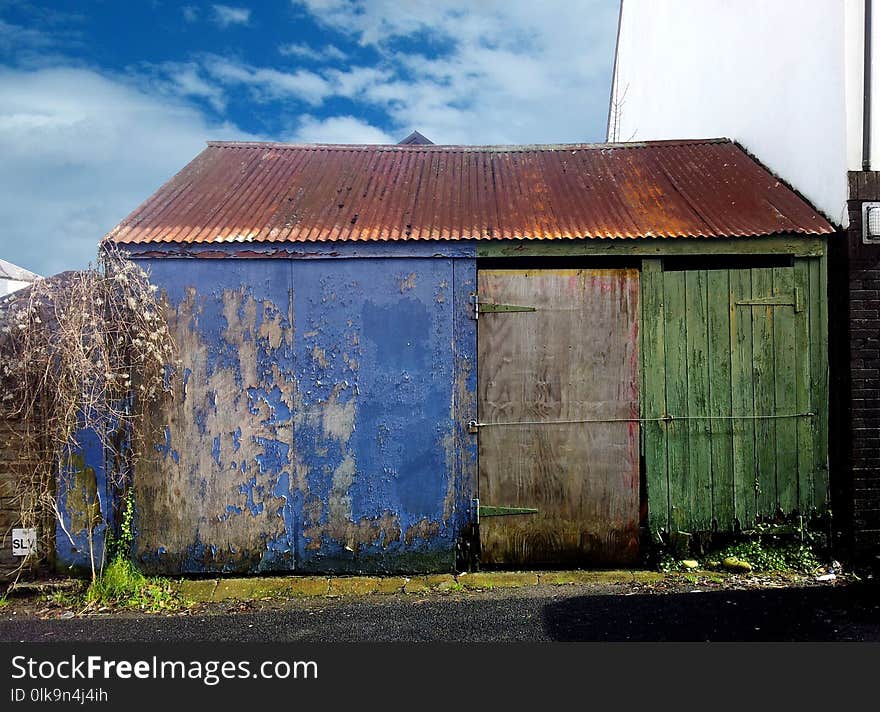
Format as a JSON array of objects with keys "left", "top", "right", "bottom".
[
  {"left": 609, "top": 0, "right": 880, "bottom": 560},
  {"left": 0, "top": 259, "right": 40, "bottom": 297},
  {"left": 608, "top": 0, "right": 875, "bottom": 226}
]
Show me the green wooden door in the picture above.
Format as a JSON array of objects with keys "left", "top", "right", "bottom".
[{"left": 641, "top": 258, "right": 828, "bottom": 536}]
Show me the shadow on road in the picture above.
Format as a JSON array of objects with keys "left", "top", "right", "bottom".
[{"left": 541, "top": 582, "right": 880, "bottom": 641}]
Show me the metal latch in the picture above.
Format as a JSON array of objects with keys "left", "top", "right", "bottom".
[{"left": 735, "top": 288, "right": 803, "bottom": 312}]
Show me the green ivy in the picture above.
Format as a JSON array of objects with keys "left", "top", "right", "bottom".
[{"left": 88, "top": 489, "right": 181, "bottom": 611}]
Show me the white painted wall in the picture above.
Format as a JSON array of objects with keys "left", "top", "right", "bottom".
[{"left": 610, "top": 0, "right": 871, "bottom": 226}]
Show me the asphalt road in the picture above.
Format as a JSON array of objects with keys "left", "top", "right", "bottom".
[{"left": 2, "top": 581, "right": 880, "bottom": 642}]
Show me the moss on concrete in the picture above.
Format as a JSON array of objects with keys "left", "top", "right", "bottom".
[
  {"left": 459, "top": 572, "right": 539, "bottom": 589},
  {"left": 328, "top": 577, "right": 379, "bottom": 596}
]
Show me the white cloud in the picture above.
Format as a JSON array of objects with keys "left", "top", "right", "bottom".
[
  {"left": 287, "top": 114, "right": 395, "bottom": 144},
  {"left": 0, "top": 18, "right": 53, "bottom": 53},
  {"left": 147, "top": 61, "right": 227, "bottom": 112},
  {"left": 278, "top": 42, "right": 347, "bottom": 63},
  {"left": 291, "top": 0, "right": 618, "bottom": 144},
  {"left": 181, "top": 6, "right": 199, "bottom": 23},
  {"left": 0, "top": 67, "right": 257, "bottom": 275},
  {"left": 203, "top": 56, "right": 331, "bottom": 105},
  {"left": 325, "top": 66, "right": 390, "bottom": 97},
  {"left": 133, "top": 2, "right": 617, "bottom": 146},
  {"left": 211, "top": 4, "right": 251, "bottom": 28}
]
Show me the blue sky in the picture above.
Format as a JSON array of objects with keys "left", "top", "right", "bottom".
[{"left": 0, "top": 1, "right": 619, "bottom": 275}]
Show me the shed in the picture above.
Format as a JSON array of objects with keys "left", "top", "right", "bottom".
[{"left": 87, "top": 137, "right": 834, "bottom": 574}]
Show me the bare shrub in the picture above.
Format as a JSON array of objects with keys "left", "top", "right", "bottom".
[{"left": 0, "top": 245, "right": 174, "bottom": 585}]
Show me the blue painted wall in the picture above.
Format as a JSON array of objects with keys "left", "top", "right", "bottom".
[
  {"left": 100, "top": 243, "right": 478, "bottom": 574},
  {"left": 55, "top": 425, "right": 113, "bottom": 573}
]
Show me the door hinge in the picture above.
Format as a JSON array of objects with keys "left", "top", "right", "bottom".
[
  {"left": 478, "top": 505, "right": 540, "bottom": 518},
  {"left": 471, "top": 294, "right": 537, "bottom": 319},
  {"left": 471, "top": 498, "right": 538, "bottom": 523}
]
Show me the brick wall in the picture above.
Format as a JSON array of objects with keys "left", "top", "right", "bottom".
[{"left": 842, "top": 171, "right": 880, "bottom": 563}]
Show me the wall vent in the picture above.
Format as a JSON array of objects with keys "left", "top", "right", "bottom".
[{"left": 863, "top": 202, "right": 880, "bottom": 243}]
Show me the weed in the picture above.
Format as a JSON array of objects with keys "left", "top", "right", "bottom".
[
  {"left": 657, "top": 551, "right": 681, "bottom": 573},
  {"left": 655, "top": 519, "right": 829, "bottom": 575},
  {"left": 85, "top": 558, "right": 180, "bottom": 612},
  {"left": 710, "top": 539, "right": 820, "bottom": 574},
  {"left": 45, "top": 590, "right": 79, "bottom": 607}
]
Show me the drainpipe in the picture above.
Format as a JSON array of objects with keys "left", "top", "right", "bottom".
[
  {"left": 606, "top": 0, "right": 624, "bottom": 142},
  {"left": 864, "top": 0, "right": 873, "bottom": 170}
]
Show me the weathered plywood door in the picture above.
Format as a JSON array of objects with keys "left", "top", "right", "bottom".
[{"left": 477, "top": 269, "right": 640, "bottom": 566}]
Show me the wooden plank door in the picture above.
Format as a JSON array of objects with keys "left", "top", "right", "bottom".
[
  {"left": 641, "top": 262, "right": 827, "bottom": 536},
  {"left": 477, "top": 268, "right": 640, "bottom": 566}
]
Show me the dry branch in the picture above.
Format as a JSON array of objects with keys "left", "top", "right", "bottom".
[{"left": 0, "top": 245, "right": 174, "bottom": 584}]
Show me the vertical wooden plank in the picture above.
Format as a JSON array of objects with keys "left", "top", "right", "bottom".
[
  {"left": 684, "top": 270, "right": 713, "bottom": 530},
  {"left": 794, "top": 259, "right": 814, "bottom": 514},
  {"left": 663, "top": 270, "right": 689, "bottom": 533},
  {"left": 811, "top": 255, "right": 830, "bottom": 510},
  {"left": 751, "top": 268, "right": 778, "bottom": 519},
  {"left": 772, "top": 267, "right": 798, "bottom": 515},
  {"left": 641, "top": 259, "right": 669, "bottom": 537},
  {"left": 730, "top": 269, "right": 757, "bottom": 528},
  {"left": 707, "top": 269, "right": 734, "bottom": 530}
]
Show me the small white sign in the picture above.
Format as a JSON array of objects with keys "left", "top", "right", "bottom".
[{"left": 12, "top": 528, "right": 37, "bottom": 556}]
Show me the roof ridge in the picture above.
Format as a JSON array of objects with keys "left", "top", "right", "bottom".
[{"left": 205, "top": 138, "right": 732, "bottom": 152}]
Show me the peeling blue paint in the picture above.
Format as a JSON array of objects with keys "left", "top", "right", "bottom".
[
  {"left": 156, "top": 426, "right": 180, "bottom": 464},
  {"left": 247, "top": 386, "right": 292, "bottom": 425},
  {"left": 70, "top": 243, "right": 483, "bottom": 575},
  {"left": 55, "top": 424, "right": 113, "bottom": 573}
]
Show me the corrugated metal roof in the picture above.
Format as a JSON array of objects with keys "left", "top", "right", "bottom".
[{"left": 106, "top": 138, "right": 835, "bottom": 245}]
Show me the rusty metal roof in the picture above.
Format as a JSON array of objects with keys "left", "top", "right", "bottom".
[{"left": 106, "top": 138, "right": 834, "bottom": 245}]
